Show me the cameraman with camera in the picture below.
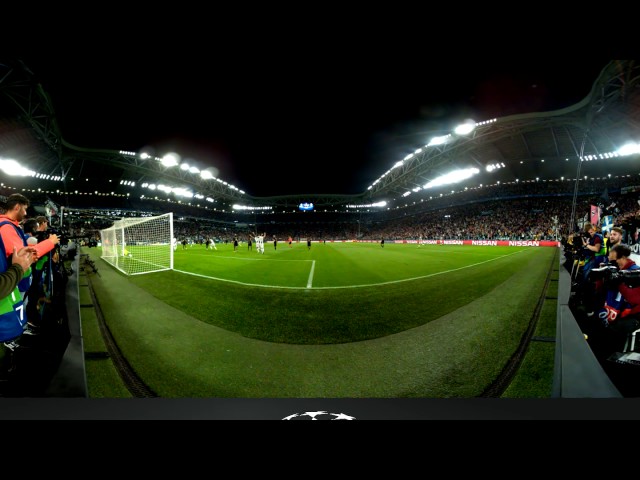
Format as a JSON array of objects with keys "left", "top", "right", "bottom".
[{"left": 23, "top": 216, "right": 61, "bottom": 336}]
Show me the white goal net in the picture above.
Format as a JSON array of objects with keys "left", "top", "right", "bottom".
[{"left": 99, "top": 212, "right": 174, "bottom": 275}]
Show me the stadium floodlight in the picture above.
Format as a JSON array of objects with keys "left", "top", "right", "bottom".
[
  {"left": 180, "top": 163, "right": 190, "bottom": 171},
  {"left": 617, "top": 143, "right": 640, "bottom": 156},
  {"left": 454, "top": 122, "right": 476, "bottom": 135},
  {"left": 160, "top": 153, "right": 179, "bottom": 167},
  {"left": 485, "top": 162, "right": 505, "bottom": 172},
  {"left": 100, "top": 212, "right": 174, "bottom": 276},
  {"left": 427, "top": 134, "right": 450, "bottom": 146},
  {"left": 0, "top": 158, "right": 36, "bottom": 177},
  {"left": 346, "top": 201, "right": 387, "bottom": 208},
  {"left": 424, "top": 167, "right": 479, "bottom": 189},
  {"left": 232, "top": 204, "right": 272, "bottom": 211},
  {"left": 173, "top": 188, "right": 193, "bottom": 198}
]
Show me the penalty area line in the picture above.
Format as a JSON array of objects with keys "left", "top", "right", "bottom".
[{"left": 172, "top": 249, "right": 531, "bottom": 290}]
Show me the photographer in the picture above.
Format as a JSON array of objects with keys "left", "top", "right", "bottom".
[
  {"left": 581, "top": 223, "right": 607, "bottom": 281},
  {"left": 594, "top": 245, "right": 640, "bottom": 351},
  {"left": 571, "top": 224, "right": 607, "bottom": 315},
  {"left": 562, "top": 233, "right": 582, "bottom": 273},
  {"left": 24, "top": 216, "right": 61, "bottom": 336}
]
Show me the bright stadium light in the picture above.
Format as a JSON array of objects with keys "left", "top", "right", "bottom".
[
  {"left": 617, "top": 143, "right": 640, "bottom": 156},
  {"left": 232, "top": 204, "right": 272, "bottom": 211},
  {"left": 346, "top": 201, "right": 387, "bottom": 208},
  {"left": 485, "top": 162, "right": 505, "bottom": 172},
  {"left": 424, "top": 167, "right": 479, "bottom": 189},
  {"left": 454, "top": 122, "right": 476, "bottom": 135},
  {"left": 173, "top": 188, "right": 194, "bottom": 198},
  {"left": 428, "top": 134, "right": 450, "bottom": 146},
  {"left": 0, "top": 159, "right": 36, "bottom": 177},
  {"left": 160, "top": 153, "right": 180, "bottom": 167}
]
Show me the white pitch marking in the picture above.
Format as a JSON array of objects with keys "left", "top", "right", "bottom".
[
  {"left": 306, "top": 260, "right": 316, "bottom": 288},
  {"left": 172, "top": 248, "right": 530, "bottom": 290}
]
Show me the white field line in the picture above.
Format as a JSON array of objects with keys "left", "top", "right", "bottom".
[
  {"left": 172, "top": 248, "right": 529, "bottom": 290},
  {"left": 185, "top": 253, "right": 307, "bottom": 262},
  {"left": 307, "top": 260, "right": 316, "bottom": 288}
]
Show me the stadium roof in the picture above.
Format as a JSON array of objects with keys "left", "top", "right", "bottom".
[
  {"left": 1, "top": 59, "right": 639, "bottom": 211},
  {"left": 364, "top": 60, "right": 640, "bottom": 203}
]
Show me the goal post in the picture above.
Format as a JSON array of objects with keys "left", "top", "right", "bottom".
[{"left": 99, "top": 212, "right": 174, "bottom": 275}]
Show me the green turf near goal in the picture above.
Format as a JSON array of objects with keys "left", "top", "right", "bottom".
[{"left": 100, "top": 212, "right": 174, "bottom": 275}]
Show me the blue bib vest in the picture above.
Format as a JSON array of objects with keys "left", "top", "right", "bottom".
[
  {"left": 0, "top": 220, "right": 33, "bottom": 297},
  {"left": 0, "top": 230, "right": 27, "bottom": 342}
]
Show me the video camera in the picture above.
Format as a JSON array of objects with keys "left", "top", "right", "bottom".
[
  {"left": 34, "top": 227, "right": 69, "bottom": 243},
  {"left": 588, "top": 265, "right": 640, "bottom": 288},
  {"left": 33, "top": 227, "right": 77, "bottom": 261},
  {"left": 564, "top": 235, "right": 590, "bottom": 257}
]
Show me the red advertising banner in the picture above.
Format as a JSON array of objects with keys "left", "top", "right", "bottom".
[{"left": 394, "top": 239, "right": 558, "bottom": 247}]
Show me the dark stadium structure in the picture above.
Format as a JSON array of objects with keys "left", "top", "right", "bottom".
[
  {"left": 1, "top": 60, "right": 639, "bottom": 212},
  {"left": 1, "top": 59, "right": 640, "bottom": 413}
]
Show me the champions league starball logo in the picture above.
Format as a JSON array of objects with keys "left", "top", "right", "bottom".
[{"left": 282, "top": 410, "right": 356, "bottom": 420}]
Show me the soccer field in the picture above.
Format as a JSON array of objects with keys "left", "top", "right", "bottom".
[
  {"left": 87, "top": 242, "right": 557, "bottom": 397},
  {"left": 171, "top": 241, "right": 532, "bottom": 288}
]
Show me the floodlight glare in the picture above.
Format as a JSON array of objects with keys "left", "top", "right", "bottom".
[
  {"left": 160, "top": 153, "right": 179, "bottom": 167},
  {"left": 0, "top": 159, "right": 36, "bottom": 177},
  {"left": 424, "top": 167, "right": 479, "bottom": 189},
  {"left": 617, "top": 143, "right": 640, "bottom": 156},
  {"left": 428, "top": 135, "right": 449, "bottom": 146},
  {"left": 454, "top": 123, "right": 475, "bottom": 135}
]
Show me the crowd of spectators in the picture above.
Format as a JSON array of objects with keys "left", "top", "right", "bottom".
[{"left": 11, "top": 174, "right": 636, "bottom": 248}]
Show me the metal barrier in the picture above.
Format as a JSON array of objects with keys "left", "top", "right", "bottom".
[{"left": 44, "top": 253, "right": 88, "bottom": 397}]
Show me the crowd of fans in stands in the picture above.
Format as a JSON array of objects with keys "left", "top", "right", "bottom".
[{"left": 26, "top": 175, "right": 637, "bottom": 249}]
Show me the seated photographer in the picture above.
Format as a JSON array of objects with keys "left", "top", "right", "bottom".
[{"left": 594, "top": 244, "right": 640, "bottom": 351}]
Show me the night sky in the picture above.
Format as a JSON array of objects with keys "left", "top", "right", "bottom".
[{"left": 20, "top": 53, "right": 611, "bottom": 197}]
